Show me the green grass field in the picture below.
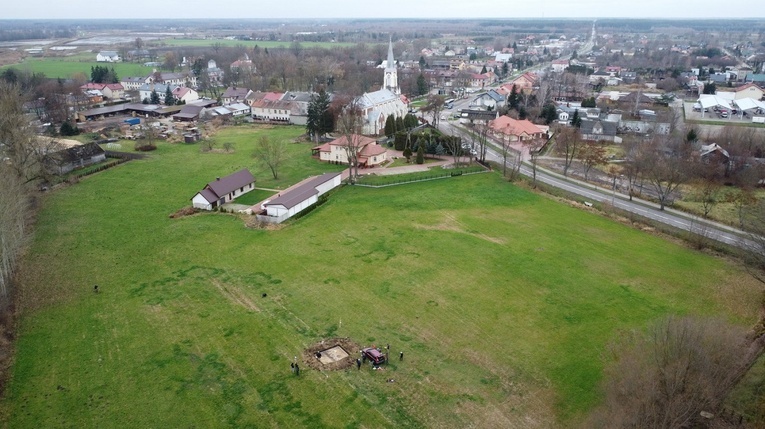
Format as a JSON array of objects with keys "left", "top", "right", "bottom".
[
  {"left": 2, "top": 125, "right": 761, "bottom": 428},
  {"left": 0, "top": 58, "right": 154, "bottom": 80}
]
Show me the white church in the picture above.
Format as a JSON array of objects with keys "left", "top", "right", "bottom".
[{"left": 357, "top": 38, "right": 409, "bottom": 135}]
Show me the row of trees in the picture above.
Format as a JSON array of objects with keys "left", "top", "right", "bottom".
[{"left": 0, "top": 82, "right": 52, "bottom": 307}]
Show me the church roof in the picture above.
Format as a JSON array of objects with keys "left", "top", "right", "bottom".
[{"left": 359, "top": 89, "right": 399, "bottom": 107}]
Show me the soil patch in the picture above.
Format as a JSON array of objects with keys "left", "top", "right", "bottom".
[{"left": 302, "top": 337, "right": 361, "bottom": 371}]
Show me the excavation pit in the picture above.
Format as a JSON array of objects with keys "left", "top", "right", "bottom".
[
  {"left": 317, "top": 345, "right": 349, "bottom": 364},
  {"left": 302, "top": 337, "right": 361, "bottom": 371}
]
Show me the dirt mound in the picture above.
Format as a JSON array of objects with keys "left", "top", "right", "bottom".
[
  {"left": 169, "top": 206, "right": 198, "bottom": 219},
  {"left": 302, "top": 337, "right": 361, "bottom": 371}
]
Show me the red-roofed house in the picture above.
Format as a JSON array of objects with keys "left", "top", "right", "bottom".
[
  {"left": 502, "top": 72, "right": 538, "bottom": 94},
  {"left": 191, "top": 169, "right": 256, "bottom": 210},
  {"left": 312, "top": 134, "right": 388, "bottom": 168},
  {"left": 468, "top": 72, "right": 496, "bottom": 89},
  {"left": 172, "top": 86, "right": 199, "bottom": 104},
  {"left": 488, "top": 116, "right": 546, "bottom": 142}
]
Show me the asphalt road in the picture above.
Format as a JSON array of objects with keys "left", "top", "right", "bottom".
[
  {"left": 434, "top": 28, "right": 758, "bottom": 252},
  {"left": 438, "top": 117, "right": 757, "bottom": 251}
]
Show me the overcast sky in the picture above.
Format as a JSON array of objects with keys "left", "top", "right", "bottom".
[{"left": 6, "top": 0, "right": 764, "bottom": 20}]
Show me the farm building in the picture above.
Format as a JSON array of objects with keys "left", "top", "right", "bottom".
[
  {"left": 191, "top": 169, "right": 256, "bottom": 210},
  {"left": 256, "top": 172, "right": 341, "bottom": 223},
  {"left": 46, "top": 142, "right": 107, "bottom": 175}
]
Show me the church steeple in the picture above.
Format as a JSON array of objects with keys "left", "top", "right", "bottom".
[{"left": 383, "top": 36, "right": 399, "bottom": 94}]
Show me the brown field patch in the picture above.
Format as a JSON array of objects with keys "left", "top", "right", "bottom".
[
  {"left": 211, "top": 279, "right": 260, "bottom": 312},
  {"left": 416, "top": 212, "right": 506, "bottom": 245}
]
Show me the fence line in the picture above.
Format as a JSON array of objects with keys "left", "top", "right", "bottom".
[{"left": 355, "top": 169, "right": 488, "bottom": 188}]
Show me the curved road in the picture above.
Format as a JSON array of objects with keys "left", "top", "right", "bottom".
[{"left": 438, "top": 118, "right": 757, "bottom": 251}]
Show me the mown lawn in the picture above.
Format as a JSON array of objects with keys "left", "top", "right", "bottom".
[
  {"left": 2, "top": 124, "right": 761, "bottom": 428},
  {"left": 0, "top": 58, "right": 153, "bottom": 80}
]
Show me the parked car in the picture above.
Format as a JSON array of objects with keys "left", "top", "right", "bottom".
[{"left": 362, "top": 347, "right": 386, "bottom": 365}]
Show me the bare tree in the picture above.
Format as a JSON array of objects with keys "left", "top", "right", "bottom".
[
  {"left": 443, "top": 132, "right": 464, "bottom": 165},
  {"left": 739, "top": 198, "right": 765, "bottom": 285},
  {"left": 421, "top": 94, "right": 445, "bottom": 128},
  {"left": 585, "top": 316, "right": 757, "bottom": 429},
  {"left": 641, "top": 135, "right": 694, "bottom": 210},
  {"left": 555, "top": 126, "right": 582, "bottom": 176},
  {"left": 622, "top": 138, "right": 646, "bottom": 201},
  {"left": 524, "top": 138, "right": 546, "bottom": 188},
  {"left": 252, "top": 135, "right": 288, "bottom": 180},
  {"left": 580, "top": 140, "right": 608, "bottom": 181},
  {"left": 336, "top": 96, "right": 364, "bottom": 184},
  {"left": 0, "top": 83, "right": 34, "bottom": 307}
]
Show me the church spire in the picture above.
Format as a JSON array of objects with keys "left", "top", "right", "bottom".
[
  {"left": 386, "top": 37, "right": 395, "bottom": 71},
  {"left": 383, "top": 36, "right": 399, "bottom": 94}
]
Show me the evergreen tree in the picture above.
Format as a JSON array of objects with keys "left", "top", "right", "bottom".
[
  {"left": 581, "top": 97, "right": 597, "bottom": 108},
  {"left": 402, "top": 146, "right": 413, "bottom": 162},
  {"left": 502, "top": 62, "right": 509, "bottom": 77},
  {"left": 416, "top": 73, "right": 429, "bottom": 96},
  {"left": 404, "top": 113, "right": 418, "bottom": 129},
  {"left": 540, "top": 104, "right": 558, "bottom": 125},
  {"left": 150, "top": 89, "right": 160, "bottom": 104},
  {"left": 59, "top": 120, "right": 80, "bottom": 136},
  {"left": 416, "top": 144, "right": 425, "bottom": 164},
  {"left": 571, "top": 109, "right": 582, "bottom": 128},
  {"left": 306, "top": 90, "right": 333, "bottom": 142},
  {"left": 435, "top": 142, "right": 446, "bottom": 156},
  {"left": 508, "top": 84, "right": 520, "bottom": 110},
  {"left": 686, "top": 128, "right": 698, "bottom": 143},
  {"left": 395, "top": 116, "right": 405, "bottom": 132},
  {"left": 480, "top": 65, "right": 487, "bottom": 74},
  {"left": 384, "top": 114, "right": 396, "bottom": 138},
  {"left": 164, "top": 85, "right": 176, "bottom": 106},
  {"left": 518, "top": 106, "right": 528, "bottom": 120}
]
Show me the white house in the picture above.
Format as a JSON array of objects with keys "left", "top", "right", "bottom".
[
  {"left": 191, "top": 169, "right": 256, "bottom": 211},
  {"left": 96, "top": 51, "right": 120, "bottom": 62},
  {"left": 172, "top": 86, "right": 199, "bottom": 104},
  {"left": 226, "top": 103, "right": 251, "bottom": 116},
  {"left": 257, "top": 172, "right": 341, "bottom": 223},
  {"left": 251, "top": 99, "right": 292, "bottom": 122}
]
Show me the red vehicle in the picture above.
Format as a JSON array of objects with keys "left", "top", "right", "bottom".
[{"left": 362, "top": 347, "right": 386, "bottom": 365}]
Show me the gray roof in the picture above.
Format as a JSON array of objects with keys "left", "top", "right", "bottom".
[
  {"left": 79, "top": 103, "right": 164, "bottom": 118},
  {"left": 139, "top": 83, "right": 177, "bottom": 93},
  {"left": 203, "top": 169, "right": 255, "bottom": 200},
  {"left": 461, "top": 109, "right": 499, "bottom": 120},
  {"left": 122, "top": 76, "right": 147, "bottom": 83},
  {"left": 580, "top": 119, "right": 617, "bottom": 136},
  {"left": 265, "top": 173, "right": 340, "bottom": 209},
  {"left": 281, "top": 91, "right": 315, "bottom": 103},
  {"left": 222, "top": 87, "right": 252, "bottom": 100},
  {"left": 358, "top": 89, "right": 399, "bottom": 107},
  {"left": 53, "top": 142, "right": 105, "bottom": 164}
]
